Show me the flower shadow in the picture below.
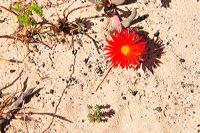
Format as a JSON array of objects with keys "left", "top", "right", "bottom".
[
  {"left": 99, "top": 104, "right": 115, "bottom": 122},
  {"left": 137, "top": 30, "right": 165, "bottom": 74}
]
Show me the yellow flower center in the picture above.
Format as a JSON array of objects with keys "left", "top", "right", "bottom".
[{"left": 121, "top": 45, "right": 130, "bottom": 55}]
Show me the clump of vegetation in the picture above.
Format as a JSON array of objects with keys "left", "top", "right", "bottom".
[
  {"left": 0, "top": 1, "right": 48, "bottom": 51},
  {"left": 42, "top": 4, "right": 100, "bottom": 53},
  {"left": 87, "top": 105, "right": 102, "bottom": 123},
  {"left": 11, "top": 2, "right": 43, "bottom": 26},
  {"left": 87, "top": 104, "right": 115, "bottom": 123}
]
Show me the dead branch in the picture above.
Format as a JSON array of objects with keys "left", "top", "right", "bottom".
[
  {"left": 21, "top": 112, "right": 73, "bottom": 123},
  {"left": 0, "top": 70, "right": 23, "bottom": 91},
  {"left": 65, "top": 4, "right": 93, "bottom": 19}
]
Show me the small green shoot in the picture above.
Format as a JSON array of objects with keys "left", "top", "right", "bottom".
[
  {"left": 95, "top": 0, "right": 107, "bottom": 12},
  {"left": 11, "top": 2, "right": 43, "bottom": 27},
  {"left": 87, "top": 105, "right": 102, "bottom": 123},
  {"left": 12, "top": 2, "right": 22, "bottom": 12},
  {"left": 29, "top": 3, "right": 43, "bottom": 17},
  {"left": 0, "top": 2, "right": 48, "bottom": 51},
  {"left": 18, "top": 15, "right": 30, "bottom": 25}
]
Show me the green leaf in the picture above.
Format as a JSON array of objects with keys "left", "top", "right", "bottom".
[
  {"left": 18, "top": 15, "right": 30, "bottom": 25},
  {"left": 25, "top": 9, "right": 31, "bottom": 16},
  {"left": 31, "top": 19, "right": 37, "bottom": 26},
  {"left": 0, "top": 57, "right": 6, "bottom": 62},
  {"left": 29, "top": 3, "right": 43, "bottom": 17},
  {"left": 154, "top": 31, "right": 160, "bottom": 37},
  {"left": 12, "top": 3, "right": 22, "bottom": 12},
  {"left": 95, "top": 4, "right": 103, "bottom": 12}
]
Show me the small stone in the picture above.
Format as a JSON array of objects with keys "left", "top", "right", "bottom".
[
  {"left": 132, "top": 91, "right": 138, "bottom": 96},
  {"left": 179, "top": 58, "right": 185, "bottom": 63},
  {"left": 154, "top": 31, "right": 160, "bottom": 37},
  {"left": 51, "top": 101, "right": 55, "bottom": 107},
  {"left": 10, "top": 69, "right": 16, "bottom": 73},
  {"left": 50, "top": 89, "right": 55, "bottom": 94},
  {"left": 154, "top": 107, "right": 162, "bottom": 112},
  {"left": 83, "top": 73, "right": 87, "bottom": 76},
  {"left": 122, "top": 96, "right": 126, "bottom": 100},
  {"left": 84, "top": 57, "right": 89, "bottom": 64},
  {"left": 36, "top": 81, "right": 40, "bottom": 85},
  {"left": 100, "top": 18, "right": 104, "bottom": 22}
]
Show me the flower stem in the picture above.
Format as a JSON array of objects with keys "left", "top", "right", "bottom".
[{"left": 95, "top": 65, "right": 113, "bottom": 91}]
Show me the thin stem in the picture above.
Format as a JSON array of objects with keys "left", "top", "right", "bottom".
[
  {"left": 84, "top": 33, "right": 100, "bottom": 54},
  {"left": 36, "top": 22, "right": 60, "bottom": 31},
  {"left": 0, "top": 6, "right": 18, "bottom": 16},
  {"left": 0, "top": 35, "right": 17, "bottom": 40},
  {"left": 65, "top": 4, "right": 93, "bottom": 19},
  {"left": 96, "top": 66, "right": 113, "bottom": 91}
]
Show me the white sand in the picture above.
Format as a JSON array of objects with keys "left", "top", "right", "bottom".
[{"left": 0, "top": 0, "right": 199, "bottom": 132}]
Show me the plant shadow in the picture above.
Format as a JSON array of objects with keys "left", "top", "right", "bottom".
[
  {"left": 99, "top": 104, "right": 115, "bottom": 122},
  {"left": 137, "top": 30, "right": 165, "bottom": 74}
]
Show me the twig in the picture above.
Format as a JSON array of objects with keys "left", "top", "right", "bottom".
[
  {"left": 43, "top": 80, "right": 73, "bottom": 132},
  {"left": 21, "top": 112, "right": 73, "bottom": 123},
  {"left": 96, "top": 66, "right": 113, "bottom": 91},
  {"left": 84, "top": 33, "right": 100, "bottom": 54},
  {"left": 0, "top": 70, "right": 23, "bottom": 91},
  {"left": 127, "top": 102, "right": 133, "bottom": 121},
  {"left": 36, "top": 22, "right": 60, "bottom": 32},
  {"left": 0, "top": 35, "right": 18, "bottom": 40},
  {"left": 0, "top": 6, "right": 18, "bottom": 16},
  {"left": 23, "top": 101, "right": 29, "bottom": 133},
  {"left": 65, "top": 4, "right": 93, "bottom": 19},
  {"left": 43, "top": 49, "right": 76, "bottom": 132},
  {"left": 63, "top": 1, "right": 75, "bottom": 18},
  {"left": 42, "top": 0, "right": 69, "bottom": 8}
]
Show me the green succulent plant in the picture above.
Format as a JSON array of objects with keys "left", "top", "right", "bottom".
[
  {"left": 11, "top": 2, "right": 43, "bottom": 27},
  {"left": 87, "top": 105, "right": 102, "bottom": 123}
]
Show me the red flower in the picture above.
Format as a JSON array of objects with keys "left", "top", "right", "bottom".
[{"left": 105, "top": 29, "right": 147, "bottom": 69}]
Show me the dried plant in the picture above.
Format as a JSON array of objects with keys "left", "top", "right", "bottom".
[
  {"left": 0, "top": 1, "right": 49, "bottom": 52},
  {"left": 40, "top": 4, "right": 100, "bottom": 53}
]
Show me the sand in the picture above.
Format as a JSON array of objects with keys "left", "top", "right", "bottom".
[{"left": 0, "top": 0, "right": 199, "bottom": 133}]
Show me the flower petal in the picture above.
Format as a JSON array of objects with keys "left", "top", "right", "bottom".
[{"left": 104, "top": 28, "right": 147, "bottom": 70}]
